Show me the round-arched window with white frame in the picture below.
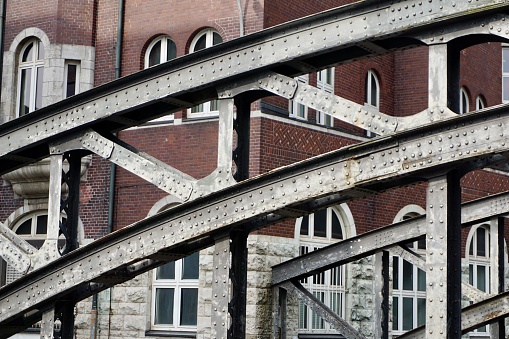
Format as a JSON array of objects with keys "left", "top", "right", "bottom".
[
  {"left": 17, "top": 38, "right": 45, "bottom": 117},
  {"left": 145, "top": 35, "right": 177, "bottom": 68}
]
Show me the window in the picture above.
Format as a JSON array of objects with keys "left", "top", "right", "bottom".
[
  {"left": 475, "top": 95, "right": 485, "bottom": 110},
  {"left": 503, "top": 47, "right": 509, "bottom": 103},
  {"left": 392, "top": 210, "right": 426, "bottom": 335},
  {"left": 296, "top": 207, "right": 345, "bottom": 334},
  {"left": 64, "top": 61, "right": 80, "bottom": 98},
  {"left": 460, "top": 87, "right": 470, "bottom": 114},
  {"left": 17, "top": 39, "right": 45, "bottom": 116},
  {"left": 365, "top": 69, "right": 380, "bottom": 109},
  {"left": 468, "top": 226, "right": 490, "bottom": 335},
  {"left": 290, "top": 75, "right": 309, "bottom": 120},
  {"left": 189, "top": 29, "right": 223, "bottom": 118},
  {"left": 145, "top": 36, "right": 177, "bottom": 68},
  {"left": 317, "top": 68, "right": 334, "bottom": 127},
  {"left": 151, "top": 252, "right": 199, "bottom": 331}
]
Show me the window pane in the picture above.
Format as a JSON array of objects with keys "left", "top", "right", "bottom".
[
  {"left": 194, "top": 35, "right": 207, "bottom": 51},
  {"left": 210, "top": 99, "right": 218, "bottom": 111},
  {"left": 417, "top": 268, "right": 426, "bottom": 291},
  {"left": 311, "top": 292, "right": 325, "bottom": 329},
  {"left": 16, "top": 219, "right": 32, "bottom": 235},
  {"left": 212, "top": 32, "right": 222, "bottom": 45},
  {"left": 477, "top": 265, "right": 486, "bottom": 292},
  {"left": 300, "top": 216, "right": 309, "bottom": 236},
  {"left": 148, "top": 40, "right": 162, "bottom": 67},
  {"left": 402, "top": 259, "right": 413, "bottom": 291},
  {"left": 19, "top": 68, "right": 31, "bottom": 116},
  {"left": 156, "top": 262, "right": 175, "bottom": 279},
  {"left": 22, "top": 42, "right": 34, "bottom": 62},
  {"left": 299, "top": 301, "right": 307, "bottom": 329},
  {"left": 191, "top": 103, "right": 204, "bottom": 113},
  {"left": 393, "top": 257, "right": 399, "bottom": 290},
  {"left": 402, "top": 297, "right": 414, "bottom": 331},
  {"left": 180, "top": 288, "right": 198, "bottom": 325},
  {"left": 392, "top": 297, "right": 399, "bottom": 331},
  {"left": 370, "top": 74, "right": 377, "bottom": 107},
  {"left": 417, "top": 298, "right": 426, "bottom": 327},
  {"left": 503, "top": 49, "right": 509, "bottom": 73},
  {"left": 66, "top": 64, "right": 77, "bottom": 97},
  {"left": 476, "top": 228, "right": 486, "bottom": 257},
  {"left": 313, "top": 209, "right": 326, "bottom": 238},
  {"left": 182, "top": 252, "right": 199, "bottom": 279},
  {"left": 331, "top": 211, "right": 342, "bottom": 239},
  {"left": 36, "top": 215, "right": 48, "bottom": 234},
  {"left": 469, "top": 239, "right": 473, "bottom": 256},
  {"left": 154, "top": 288, "right": 174, "bottom": 325},
  {"left": 166, "top": 39, "right": 177, "bottom": 61},
  {"left": 37, "top": 42, "right": 45, "bottom": 60},
  {"left": 35, "top": 67, "right": 44, "bottom": 110},
  {"left": 469, "top": 264, "right": 474, "bottom": 285},
  {"left": 503, "top": 77, "right": 509, "bottom": 101}
]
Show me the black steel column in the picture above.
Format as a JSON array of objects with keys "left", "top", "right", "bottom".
[
  {"left": 60, "top": 152, "right": 83, "bottom": 255},
  {"left": 233, "top": 99, "right": 251, "bottom": 182},
  {"left": 228, "top": 229, "right": 248, "bottom": 339}
]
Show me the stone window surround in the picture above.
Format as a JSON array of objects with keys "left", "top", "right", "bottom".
[{"left": 1, "top": 27, "right": 95, "bottom": 123}]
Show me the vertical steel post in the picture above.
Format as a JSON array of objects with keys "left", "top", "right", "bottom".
[
  {"left": 43, "top": 154, "right": 64, "bottom": 261},
  {"left": 57, "top": 300, "right": 75, "bottom": 339},
  {"left": 212, "top": 236, "right": 231, "bottom": 339},
  {"left": 233, "top": 99, "right": 251, "bottom": 181},
  {"left": 40, "top": 307, "right": 55, "bottom": 339},
  {"left": 373, "top": 250, "right": 389, "bottom": 339},
  {"left": 228, "top": 229, "right": 248, "bottom": 339},
  {"left": 60, "top": 151, "right": 82, "bottom": 254},
  {"left": 490, "top": 217, "right": 506, "bottom": 338},
  {"left": 426, "top": 172, "right": 462, "bottom": 338},
  {"left": 428, "top": 44, "right": 448, "bottom": 109},
  {"left": 217, "top": 98, "right": 234, "bottom": 171}
]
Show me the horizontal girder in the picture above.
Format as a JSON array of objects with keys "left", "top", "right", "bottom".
[{"left": 1, "top": 103, "right": 509, "bottom": 328}]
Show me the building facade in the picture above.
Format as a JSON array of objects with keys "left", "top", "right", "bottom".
[{"left": 0, "top": 1, "right": 508, "bottom": 338}]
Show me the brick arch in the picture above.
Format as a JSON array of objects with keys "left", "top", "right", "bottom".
[
  {"left": 185, "top": 25, "right": 226, "bottom": 54},
  {"left": 140, "top": 33, "right": 178, "bottom": 70}
]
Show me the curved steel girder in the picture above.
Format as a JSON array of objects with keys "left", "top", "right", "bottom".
[{"left": 2, "top": 104, "right": 509, "bottom": 327}]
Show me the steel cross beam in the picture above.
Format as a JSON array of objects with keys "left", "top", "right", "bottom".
[
  {"left": 0, "top": 1, "right": 507, "bottom": 175},
  {"left": 1, "top": 105, "right": 509, "bottom": 329},
  {"left": 271, "top": 189, "right": 509, "bottom": 285}
]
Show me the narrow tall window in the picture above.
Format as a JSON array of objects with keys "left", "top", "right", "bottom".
[
  {"left": 64, "top": 61, "right": 80, "bottom": 98},
  {"left": 297, "top": 207, "right": 345, "bottom": 334},
  {"left": 189, "top": 29, "right": 222, "bottom": 117},
  {"left": 290, "top": 75, "right": 309, "bottom": 120},
  {"left": 317, "top": 68, "right": 334, "bottom": 127},
  {"left": 503, "top": 47, "right": 509, "bottom": 103},
  {"left": 460, "top": 87, "right": 470, "bottom": 114},
  {"left": 468, "top": 226, "right": 490, "bottom": 335},
  {"left": 365, "top": 69, "right": 380, "bottom": 108},
  {"left": 152, "top": 252, "right": 199, "bottom": 330},
  {"left": 475, "top": 95, "right": 485, "bottom": 110},
  {"left": 17, "top": 39, "right": 45, "bottom": 116}
]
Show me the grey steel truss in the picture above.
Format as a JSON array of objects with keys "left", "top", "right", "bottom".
[{"left": 1, "top": 1, "right": 509, "bottom": 338}]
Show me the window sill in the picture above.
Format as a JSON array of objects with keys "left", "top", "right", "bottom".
[
  {"left": 298, "top": 334, "right": 345, "bottom": 339},
  {"left": 145, "top": 330, "right": 196, "bottom": 338}
]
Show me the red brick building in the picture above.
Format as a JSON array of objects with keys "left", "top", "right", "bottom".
[{"left": 0, "top": 1, "right": 507, "bottom": 338}]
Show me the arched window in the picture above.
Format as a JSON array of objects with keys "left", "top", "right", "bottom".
[
  {"left": 365, "top": 69, "right": 380, "bottom": 109},
  {"left": 148, "top": 200, "right": 199, "bottom": 332},
  {"left": 460, "top": 87, "right": 470, "bottom": 114},
  {"left": 145, "top": 36, "right": 177, "bottom": 68},
  {"left": 189, "top": 29, "right": 223, "bottom": 118},
  {"left": 468, "top": 225, "right": 490, "bottom": 335},
  {"left": 392, "top": 207, "right": 426, "bottom": 335},
  {"left": 475, "top": 95, "right": 486, "bottom": 110},
  {"left": 296, "top": 207, "right": 345, "bottom": 333},
  {"left": 17, "top": 39, "right": 45, "bottom": 116},
  {"left": 317, "top": 68, "right": 334, "bottom": 127}
]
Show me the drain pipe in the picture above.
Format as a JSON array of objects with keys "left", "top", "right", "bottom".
[
  {"left": 236, "top": 0, "right": 244, "bottom": 37},
  {"left": 0, "top": 0, "right": 7, "bottom": 106},
  {"left": 90, "top": 1, "right": 124, "bottom": 338}
]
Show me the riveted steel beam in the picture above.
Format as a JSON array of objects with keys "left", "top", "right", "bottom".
[
  {"left": 3, "top": 105, "right": 509, "bottom": 327},
  {"left": 280, "top": 281, "right": 365, "bottom": 339},
  {"left": 0, "top": 223, "right": 34, "bottom": 274},
  {"left": 398, "top": 290, "right": 509, "bottom": 338},
  {"left": 0, "top": 1, "right": 507, "bottom": 176},
  {"left": 272, "top": 189, "right": 509, "bottom": 285}
]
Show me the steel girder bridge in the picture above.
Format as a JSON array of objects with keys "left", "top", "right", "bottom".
[{"left": 1, "top": 1, "right": 509, "bottom": 338}]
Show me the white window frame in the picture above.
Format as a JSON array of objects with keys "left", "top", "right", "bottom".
[
  {"left": 296, "top": 207, "right": 345, "bottom": 334},
  {"left": 503, "top": 46, "right": 509, "bottom": 103},
  {"left": 460, "top": 87, "right": 470, "bottom": 114},
  {"left": 144, "top": 36, "right": 177, "bottom": 69},
  {"left": 468, "top": 225, "right": 490, "bottom": 336},
  {"left": 144, "top": 36, "right": 177, "bottom": 123},
  {"left": 290, "top": 75, "right": 309, "bottom": 120},
  {"left": 365, "top": 69, "right": 380, "bottom": 108},
  {"left": 475, "top": 95, "right": 485, "bottom": 110},
  {"left": 64, "top": 60, "right": 80, "bottom": 98},
  {"left": 16, "top": 39, "right": 45, "bottom": 117},
  {"left": 151, "top": 255, "right": 199, "bottom": 331},
  {"left": 317, "top": 68, "right": 334, "bottom": 127},
  {"left": 188, "top": 29, "right": 222, "bottom": 118}
]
